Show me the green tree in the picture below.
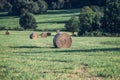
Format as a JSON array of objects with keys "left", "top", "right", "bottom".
[
  {"left": 51, "top": 2, "right": 57, "bottom": 9},
  {"left": 8, "top": 1, "right": 27, "bottom": 15},
  {"left": 36, "top": 0, "right": 48, "bottom": 13},
  {"left": 57, "top": 0, "right": 65, "bottom": 9},
  {"left": 65, "top": 16, "right": 79, "bottom": 35},
  {"left": 78, "top": 6, "right": 103, "bottom": 36},
  {"left": 8, "top": 0, "right": 48, "bottom": 15},
  {"left": 19, "top": 13, "right": 37, "bottom": 30},
  {"left": 26, "top": 2, "right": 39, "bottom": 14},
  {"left": 102, "top": 0, "right": 120, "bottom": 34},
  {"left": 91, "top": 6, "right": 103, "bottom": 31},
  {"left": 78, "top": 6, "right": 95, "bottom": 35}
]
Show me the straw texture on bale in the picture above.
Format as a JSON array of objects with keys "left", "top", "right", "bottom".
[
  {"left": 53, "top": 33, "right": 72, "bottom": 48},
  {"left": 5, "top": 31, "right": 10, "bottom": 35},
  {"left": 29, "top": 33, "right": 39, "bottom": 39},
  {"left": 41, "top": 32, "right": 47, "bottom": 38}
]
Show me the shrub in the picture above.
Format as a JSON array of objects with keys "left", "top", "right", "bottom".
[
  {"left": 0, "top": 26, "right": 6, "bottom": 30},
  {"left": 78, "top": 6, "right": 103, "bottom": 36},
  {"left": 19, "top": 12, "right": 37, "bottom": 30},
  {"left": 51, "top": 2, "right": 57, "bottom": 10},
  {"left": 36, "top": 0, "right": 48, "bottom": 13},
  {"left": 65, "top": 16, "right": 79, "bottom": 35},
  {"left": 102, "top": 0, "right": 120, "bottom": 34},
  {"left": 8, "top": 0, "right": 48, "bottom": 16},
  {"left": 78, "top": 6, "right": 96, "bottom": 35},
  {"left": 26, "top": 2, "right": 40, "bottom": 14},
  {"left": 57, "top": 0, "right": 65, "bottom": 9}
]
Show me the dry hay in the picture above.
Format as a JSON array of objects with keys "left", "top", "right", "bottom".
[
  {"left": 29, "top": 33, "right": 39, "bottom": 39},
  {"left": 41, "top": 32, "right": 47, "bottom": 38},
  {"left": 53, "top": 33, "right": 72, "bottom": 48},
  {"left": 5, "top": 31, "right": 10, "bottom": 35}
]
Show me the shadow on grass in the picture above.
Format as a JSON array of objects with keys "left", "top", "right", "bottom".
[
  {"left": 53, "top": 48, "right": 120, "bottom": 52},
  {"left": 40, "top": 9, "right": 80, "bottom": 15},
  {"left": 0, "top": 12, "right": 8, "bottom": 17},
  {"left": 10, "top": 46, "right": 55, "bottom": 49},
  {"left": 12, "top": 47, "right": 120, "bottom": 54},
  {"left": 37, "top": 20, "right": 67, "bottom": 24},
  {"left": 0, "top": 12, "right": 18, "bottom": 19}
]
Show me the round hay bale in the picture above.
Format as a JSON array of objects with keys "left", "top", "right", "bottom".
[
  {"left": 53, "top": 33, "right": 72, "bottom": 48},
  {"left": 47, "top": 32, "right": 51, "bottom": 36},
  {"left": 5, "top": 30, "right": 10, "bottom": 35},
  {"left": 41, "top": 32, "right": 47, "bottom": 38},
  {"left": 29, "top": 33, "right": 39, "bottom": 39}
]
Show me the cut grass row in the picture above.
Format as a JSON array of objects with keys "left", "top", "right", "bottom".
[{"left": 0, "top": 31, "right": 120, "bottom": 80}]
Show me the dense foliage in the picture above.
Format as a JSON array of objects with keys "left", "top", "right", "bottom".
[
  {"left": 0, "top": 0, "right": 48, "bottom": 15},
  {"left": 19, "top": 13, "right": 37, "bottom": 30},
  {"left": 78, "top": 6, "right": 103, "bottom": 36},
  {"left": 0, "top": 0, "right": 119, "bottom": 36},
  {"left": 102, "top": 0, "right": 120, "bottom": 34},
  {"left": 65, "top": 16, "right": 79, "bottom": 35},
  {"left": 0, "top": 0, "right": 106, "bottom": 12}
]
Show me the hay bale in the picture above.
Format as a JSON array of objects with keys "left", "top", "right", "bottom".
[
  {"left": 41, "top": 32, "right": 47, "bottom": 38},
  {"left": 47, "top": 32, "right": 51, "bottom": 36},
  {"left": 29, "top": 33, "right": 39, "bottom": 39},
  {"left": 5, "top": 30, "right": 10, "bottom": 35},
  {"left": 53, "top": 33, "right": 72, "bottom": 48},
  {"left": 56, "top": 30, "right": 60, "bottom": 33}
]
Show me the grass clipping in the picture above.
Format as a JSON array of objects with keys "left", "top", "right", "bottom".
[{"left": 53, "top": 32, "right": 72, "bottom": 48}]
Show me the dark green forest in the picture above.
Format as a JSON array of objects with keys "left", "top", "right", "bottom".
[
  {"left": 0, "top": 0, "right": 106, "bottom": 15},
  {"left": 0, "top": 0, "right": 120, "bottom": 36},
  {"left": 0, "top": 0, "right": 106, "bottom": 12}
]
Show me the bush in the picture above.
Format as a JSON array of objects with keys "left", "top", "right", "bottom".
[
  {"left": 19, "top": 13, "right": 37, "bottom": 30},
  {"left": 8, "top": 0, "right": 48, "bottom": 16},
  {"left": 8, "top": 1, "right": 27, "bottom": 16},
  {"left": 0, "top": 26, "right": 6, "bottom": 30},
  {"left": 102, "top": 0, "right": 120, "bottom": 34},
  {"left": 36, "top": 0, "right": 48, "bottom": 13},
  {"left": 78, "top": 6, "right": 103, "bottom": 36},
  {"left": 65, "top": 16, "right": 79, "bottom": 35},
  {"left": 51, "top": 2, "right": 57, "bottom": 10},
  {"left": 78, "top": 6, "right": 96, "bottom": 35},
  {"left": 26, "top": 2, "right": 40, "bottom": 14}
]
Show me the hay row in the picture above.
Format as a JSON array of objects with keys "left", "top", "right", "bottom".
[
  {"left": 30, "top": 32, "right": 72, "bottom": 48},
  {"left": 29, "top": 32, "right": 52, "bottom": 39}
]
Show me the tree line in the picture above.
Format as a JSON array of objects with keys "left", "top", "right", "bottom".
[
  {"left": 0, "top": 0, "right": 106, "bottom": 15},
  {"left": 0, "top": 0, "right": 120, "bottom": 36},
  {"left": 65, "top": 0, "right": 120, "bottom": 36}
]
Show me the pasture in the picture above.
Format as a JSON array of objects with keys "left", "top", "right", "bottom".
[
  {"left": 0, "top": 9, "right": 120, "bottom": 80},
  {"left": 0, "top": 9, "right": 80, "bottom": 31},
  {"left": 0, "top": 31, "right": 120, "bottom": 80}
]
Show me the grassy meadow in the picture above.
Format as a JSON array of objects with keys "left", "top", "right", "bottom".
[
  {"left": 0, "top": 9, "right": 80, "bottom": 31},
  {"left": 0, "top": 9, "right": 120, "bottom": 80}
]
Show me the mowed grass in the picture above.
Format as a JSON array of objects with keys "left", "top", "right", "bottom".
[
  {"left": 0, "top": 9, "right": 120, "bottom": 80},
  {"left": 0, "top": 31, "right": 120, "bottom": 80},
  {"left": 0, "top": 9, "right": 80, "bottom": 31}
]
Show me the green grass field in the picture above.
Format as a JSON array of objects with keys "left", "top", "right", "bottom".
[
  {"left": 0, "top": 9, "right": 80, "bottom": 31},
  {"left": 0, "top": 9, "right": 120, "bottom": 80},
  {"left": 0, "top": 31, "right": 120, "bottom": 80}
]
